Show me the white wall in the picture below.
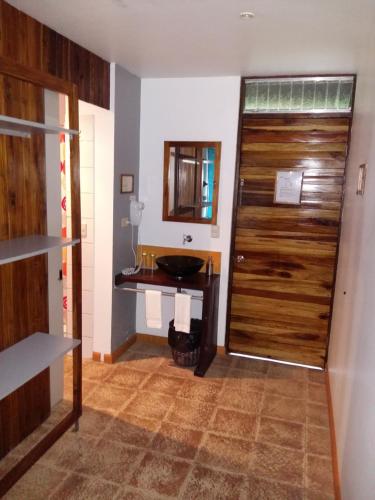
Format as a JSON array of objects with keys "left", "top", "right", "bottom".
[
  {"left": 328, "top": 29, "right": 375, "bottom": 500},
  {"left": 77, "top": 101, "right": 115, "bottom": 356},
  {"left": 137, "top": 77, "right": 241, "bottom": 345}
]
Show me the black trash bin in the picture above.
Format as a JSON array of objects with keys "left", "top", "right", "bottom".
[{"left": 168, "top": 318, "right": 202, "bottom": 367}]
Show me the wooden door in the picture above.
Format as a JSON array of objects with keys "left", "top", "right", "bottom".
[{"left": 227, "top": 113, "right": 351, "bottom": 367}]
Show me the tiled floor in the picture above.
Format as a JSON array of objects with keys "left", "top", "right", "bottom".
[{"left": 3, "top": 341, "right": 334, "bottom": 499}]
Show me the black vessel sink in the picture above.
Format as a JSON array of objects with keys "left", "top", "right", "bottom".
[{"left": 156, "top": 255, "right": 205, "bottom": 279}]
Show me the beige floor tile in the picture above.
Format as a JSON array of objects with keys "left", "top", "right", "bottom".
[
  {"left": 129, "top": 341, "right": 170, "bottom": 357},
  {"left": 129, "top": 451, "right": 191, "bottom": 497},
  {"left": 305, "top": 488, "right": 335, "bottom": 500},
  {"left": 150, "top": 422, "right": 203, "bottom": 459},
  {"left": 265, "top": 378, "right": 307, "bottom": 400},
  {"left": 203, "top": 363, "right": 230, "bottom": 379},
  {"left": 212, "top": 354, "right": 234, "bottom": 368},
  {"left": 4, "top": 463, "right": 67, "bottom": 500},
  {"left": 124, "top": 390, "right": 174, "bottom": 420},
  {"left": 166, "top": 398, "right": 216, "bottom": 430},
  {"left": 3, "top": 344, "right": 335, "bottom": 499},
  {"left": 118, "top": 352, "right": 165, "bottom": 372},
  {"left": 267, "top": 363, "right": 307, "bottom": 381},
  {"left": 232, "top": 356, "right": 269, "bottom": 374},
  {"left": 306, "top": 454, "right": 334, "bottom": 493},
  {"left": 307, "top": 425, "right": 331, "bottom": 457},
  {"left": 82, "top": 360, "right": 115, "bottom": 382},
  {"left": 178, "top": 378, "right": 223, "bottom": 404},
  {"left": 103, "top": 412, "right": 161, "bottom": 448},
  {"left": 157, "top": 358, "right": 196, "bottom": 378},
  {"left": 308, "top": 383, "right": 327, "bottom": 405},
  {"left": 50, "top": 472, "right": 119, "bottom": 499},
  {"left": 307, "top": 369, "right": 326, "bottom": 385},
  {"left": 80, "top": 438, "right": 145, "bottom": 483},
  {"left": 115, "top": 486, "right": 167, "bottom": 499},
  {"left": 179, "top": 464, "right": 248, "bottom": 500},
  {"left": 108, "top": 365, "right": 151, "bottom": 389},
  {"left": 140, "top": 372, "right": 184, "bottom": 395},
  {"left": 226, "top": 369, "right": 266, "bottom": 393},
  {"left": 64, "top": 376, "right": 98, "bottom": 403},
  {"left": 84, "top": 384, "right": 134, "bottom": 415},
  {"left": 262, "top": 393, "right": 306, "bottom": 423},
  {"left": 247, "top": 474, "right": 304, "bottom": 500},
  {"left": 249, "top": 442, "right": 304, "bottom": 487},
  {"left": 41, "top": 432, "right": 97, "bottom": 471},
  {"left": 78, "top": 406, "right": 115, "bottom": 437},
  {"left": 209, "top": 407, "right": 257, "bottom": 440},
  {"left": 306, "top": 402, "right": 330, "bottom": 428},
  {"left": 219, "top": 386, "right": 263, "bottom": 414},
  {"left": 257, "top": 417, "right": 305, "bottom": 450},
  {"left": 196, "top": 432, "right": 254, "bottom": 474}
]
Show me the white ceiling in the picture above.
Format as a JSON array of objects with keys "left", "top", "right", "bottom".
[{"left": 7, "top": 0, "right": 375, "bottom": 78}]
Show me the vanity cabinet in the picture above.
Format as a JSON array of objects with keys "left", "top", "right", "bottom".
[{"left": 115, "top": 269, "right": 220, "bottom": 376}]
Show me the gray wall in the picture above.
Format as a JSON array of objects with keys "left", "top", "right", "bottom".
[{"left": 111, "top": 64, "right": 141, "bottom": 351}]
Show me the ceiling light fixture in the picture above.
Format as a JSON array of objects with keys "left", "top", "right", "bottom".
[{"left": 240, "top": 11, "right": 255, "bottom": 19}]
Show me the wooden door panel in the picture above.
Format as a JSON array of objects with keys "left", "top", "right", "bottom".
[
  {"left": 229, "top": 333, "right": 326, "bottom": 366},
  {"left": 228, "top": 110, "right": 351, "bottom": 367},
  {"left": 236, "top": 207, "right": 340, "bottom": 234}
]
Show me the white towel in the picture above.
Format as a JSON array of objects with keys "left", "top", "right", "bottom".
[
  {"left": 145, "top": 290, "right": 162, "bottom": 329},
  {"left": 174, "top": 293, "right": 191, "bottom": 333}
]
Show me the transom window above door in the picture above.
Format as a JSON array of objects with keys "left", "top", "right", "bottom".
[{"left": 244, "top": 76, "right": 355, "bottom": 114}]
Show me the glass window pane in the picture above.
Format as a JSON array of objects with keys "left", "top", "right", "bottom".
[{"left": 244, "top": 76, "right": 354, "bottom": 113}]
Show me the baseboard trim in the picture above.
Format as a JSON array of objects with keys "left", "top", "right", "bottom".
[
  {"left": 92, "top": 352, "right": 101, "bottom": 362},
  {"left": 103, "top": 334, "right": 137, "bottom": 364},
  {"left": 100, "top": 332, "right": 224, "bottom": 363},
  {"left": 325, "top": 370, "right": 341, "bottom": 500},
  {"left": 136, "top": 332, "right": 168, "bottom": 345}
]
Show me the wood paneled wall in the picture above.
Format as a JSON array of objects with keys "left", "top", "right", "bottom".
[
  {"left": 0, "top": 74, "right": 50, "bottom": 458},
  {"left": 0, "top": 0, "right": 110, "bottom": 109}
]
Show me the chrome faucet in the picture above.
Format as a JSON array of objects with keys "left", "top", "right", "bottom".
[{"left": 183, "top": 234, "right": 192, "bottom": 245}]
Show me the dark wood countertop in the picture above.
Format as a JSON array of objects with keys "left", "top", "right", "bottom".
[{"left": 115, "top": 269, "right": 220, "bottom": 291}]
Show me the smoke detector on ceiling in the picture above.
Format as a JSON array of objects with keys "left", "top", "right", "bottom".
[{"left": 240, "top": 11, "right": 255, "bottom": 19}]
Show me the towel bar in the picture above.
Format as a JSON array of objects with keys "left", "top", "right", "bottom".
[{"left": 114, "top": 285, "right": 203, "bottom": 302}]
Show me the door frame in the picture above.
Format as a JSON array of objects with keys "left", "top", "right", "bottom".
[{"left": 225, "top": 74, "right": 357, "bottom": 362}]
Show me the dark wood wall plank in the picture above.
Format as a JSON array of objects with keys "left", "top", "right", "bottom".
[
  {"left": 0, "top": 0, "right": 110, "bottom": 109},
  {"left": 0, "top": 73, "right": 50, "bottom": 458}
]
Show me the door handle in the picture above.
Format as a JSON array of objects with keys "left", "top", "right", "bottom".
[{"left": 236, "top": 255, "right": 245, "bottom": 264}]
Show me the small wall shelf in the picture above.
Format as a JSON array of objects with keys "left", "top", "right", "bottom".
[
  {"left": 0, "top": 333, "right": 80, "bottom": 400},
  {"left": 0, "top": 114, "right": 79, "bottom": 138},
  {"left": 0, "top": 235, "right": 80, "bottom": 265}
]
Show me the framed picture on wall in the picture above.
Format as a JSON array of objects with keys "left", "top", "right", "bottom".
[{"left": 120, "top": 174, "right": 134, "bottom": 194}]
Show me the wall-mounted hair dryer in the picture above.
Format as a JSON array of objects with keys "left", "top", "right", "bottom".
[
  {"left": 122, "top": 195, "right": 145, "bottom": 276},
  {"left": 130, "top": 195, "right": 145, "bottom": 226}
]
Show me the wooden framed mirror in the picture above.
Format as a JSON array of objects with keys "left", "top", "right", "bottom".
[{"left": 163, "top": 141, "right": 221, "bottom": 224}]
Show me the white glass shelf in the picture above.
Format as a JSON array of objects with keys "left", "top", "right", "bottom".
[
  {"left": 0, "top": 235, "right": 80, "bottom": 265},
  {"left": 0, "top": 114, "right": 79, "bottom": 138},
  {"left": 0, "top": 333, "right": 80, "bottom": 400}
]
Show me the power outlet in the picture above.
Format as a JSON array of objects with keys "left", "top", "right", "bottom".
[
  {"left": 121, "top": 217, "right": 130, "bottom": 228},
  {"left": 81, "top": 223, "right": 87, "bottom": 238},
  {"left": 211, "top": 225, "right": 220, "bottom": 238}
]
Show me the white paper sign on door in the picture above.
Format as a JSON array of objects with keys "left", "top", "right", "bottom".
[{"left": 274, "top": 171, "right": 303, "bottom": 205}]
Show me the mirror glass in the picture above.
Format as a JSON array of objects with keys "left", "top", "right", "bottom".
[{"left": 163, "top": 141, "right": 221, "bottom": 224}]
